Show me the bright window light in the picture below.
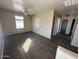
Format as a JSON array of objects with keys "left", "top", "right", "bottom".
[
  {"left": 15, "top": 15, "right": 24, "bottom": 29},
  {"left": 22, "top": 38, "right": 32, "bottom": 53}
]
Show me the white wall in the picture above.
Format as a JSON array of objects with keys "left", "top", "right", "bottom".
[
  {"left": 0, "top": 19, "right": 4, "bottom": 59},
  {"left": 32, "top": 9, "right": 54, "bottom": 39},
  {"left": 0, "top": 9, "right": 32, "bottom": 36},
  {"left": 24, "top": 15, "right": 32, "bottom": 32},
  {"left": 71, "top": 24, "right": 78, "bottom": 47}
]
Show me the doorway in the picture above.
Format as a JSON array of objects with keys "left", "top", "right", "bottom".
[
  {"left": 60, "top": 19, "right": 68, "bottom": 34},
  {"left": 70, "top": 19, "right": 76, "bottom": 36}
]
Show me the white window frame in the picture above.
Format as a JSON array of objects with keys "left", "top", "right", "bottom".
[{"left": 15, "top": 15, "right": 24, "bottom": 29}]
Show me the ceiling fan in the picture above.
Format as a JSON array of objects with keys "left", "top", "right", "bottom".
[
  {"left": 64, "top": 0, "right": 77, "bottom": 6},
  {"left": 64, "top": 0, "right": 78, "bottom": 16}
]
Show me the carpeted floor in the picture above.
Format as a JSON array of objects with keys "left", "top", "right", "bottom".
[{"left": 3, "top": 32, "right": 78, "bottom": 59}]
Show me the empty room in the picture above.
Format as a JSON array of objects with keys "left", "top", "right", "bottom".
[{"left": 0, "top": 0, "right": 78, "bottom": 59}]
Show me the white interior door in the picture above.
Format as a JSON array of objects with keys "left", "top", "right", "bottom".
[{"left": 0, "top": 20, "right": 4, "bottom": 59}]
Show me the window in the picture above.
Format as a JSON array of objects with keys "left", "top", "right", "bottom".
[{"left": 15, "top": 15, "right": 24, "bottom": 29}]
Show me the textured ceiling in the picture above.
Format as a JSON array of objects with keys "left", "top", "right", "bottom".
[{"left": 0, "top": 0, "right": 78, "bottom": 15}]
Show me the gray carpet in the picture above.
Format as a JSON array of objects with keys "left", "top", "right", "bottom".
[{"left": 3, "top": 32, "right": 78, "bottom": 59}]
